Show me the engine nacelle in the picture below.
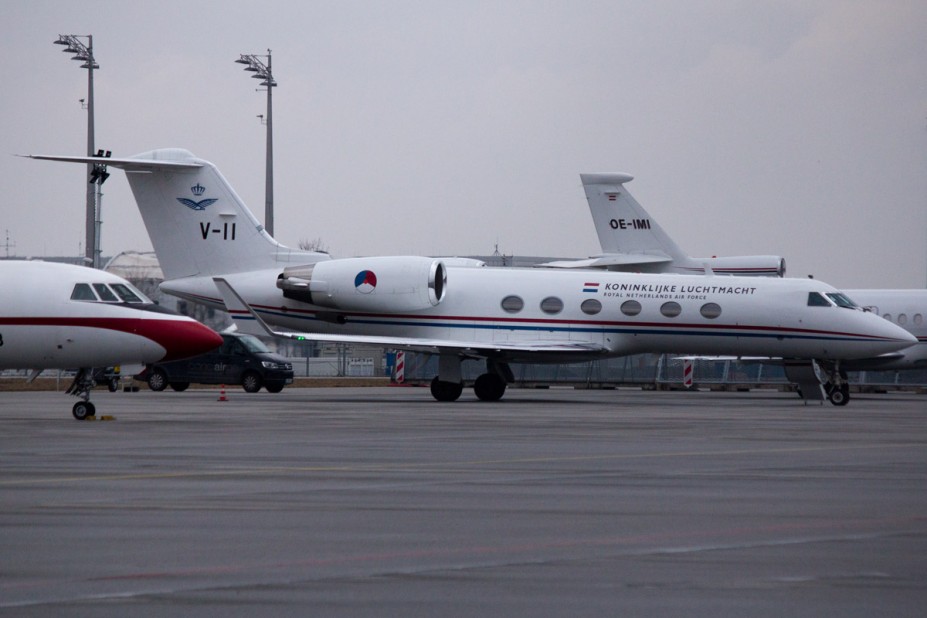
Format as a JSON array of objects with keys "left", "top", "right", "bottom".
[
  {"left": 702, "top": 255, "right": 786, "bottom": 277},
  {"left": 277, "top": 256, "right": 446, "bottom": 313}
]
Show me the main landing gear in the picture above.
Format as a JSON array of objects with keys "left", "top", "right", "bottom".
[
  {"left": 430, "top": 377, "right": 464, "bottom": 402},
  {"left": 66, "top": 368, "right": 97, "bottom": 420},
  {"left": 429, "top": 356, "right": 512, "bottom": 402}
]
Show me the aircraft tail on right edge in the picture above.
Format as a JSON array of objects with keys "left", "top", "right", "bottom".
[
  {"left": 547, "top": 173, "right": 785, "bottom": 276},
  {"left": 581, "top": 173, "right": 688, "bottom": 262}
]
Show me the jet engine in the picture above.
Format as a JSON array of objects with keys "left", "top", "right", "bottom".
[{"left": 277, "top": 256, "right": 446, "bottom": 313}]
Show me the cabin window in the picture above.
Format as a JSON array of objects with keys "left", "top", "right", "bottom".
[
  {"left": 540, "top": 296, "right": 564, "bottom": 315},
  {"left": 807, "top": 292, "right": 831, "bottom": 307},
  {"left": 581, "top": 299, "right": 602, "bottom": 315},
  {"left": 501, "top": 295, "right": 524, "bottom": 314},
  {"left": 93, "top": 283, "right": 120, "bottom": 302},
  {"left": 883, "top": 313, "right": 892, "bottom": 322},
  {"left": 660, "top": 301, "right": 682, "bottom": 318},
  {"left": 620, "top": 300, "right": 642, "bottom": 316},
  {"left": 898, "top": 313, "right": 908, "bottom": 325},
  {"left": 70, "top": 283, "right": 97, "bottom": 301},
  {"left": 826, "top": 292, "right": 858, "bottom": 309},
  {"left": 914, "top": 314, "right": 923, "bottom": 326},
  {"left": 700, "top": 302, "right": 722, "bottom": 319}
]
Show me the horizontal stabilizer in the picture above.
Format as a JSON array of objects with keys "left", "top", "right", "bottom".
[{"left": 23, "top": 153, "right": 202, "bottom": 171}]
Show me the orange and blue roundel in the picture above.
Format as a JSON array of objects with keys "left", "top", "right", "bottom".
[{"left": 355, "top": 270, "right": 377, "bottom": 294}]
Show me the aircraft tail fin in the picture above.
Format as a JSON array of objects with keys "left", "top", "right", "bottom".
[
  {"left": 28, "top": 149, "right": 326, "bottom": 280},
  {"left": 580, "top": 173, "right": 687, "bottom": 262},
  {"left": 578, "top": 173, "right": 785, "bottom": 276}
]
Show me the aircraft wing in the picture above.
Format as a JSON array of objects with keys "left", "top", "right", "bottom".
[
  {"left": 538, "top": 254, "right": 673, "bottom": 269},
  {"left": 839, "top": 352, "right": 912, "bottom": 371},
  {"left": 673, "top": 352, "right": 907, "bottom": 364},
  {"left": 213, "top": 278, "right": 609, "bottom": 356}
]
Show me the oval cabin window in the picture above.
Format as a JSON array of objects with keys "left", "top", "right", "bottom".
[
  {"left": 501, "top": 295, "right": 524, "bottom": 313},
  {"left": 581, "top": 299, "right": 602, "bottom": 315},
  {"left": 660, "top": 302, "right": 682, "bottom": 318},
  {"left": 540, "top": 296, "right": 564, "bottom": 315},
  {"left": 620, "top": 300, "right": 642, "bottom": 316},
  {"left": 700, "top": 302, "right": 722, "bottom": 319}
]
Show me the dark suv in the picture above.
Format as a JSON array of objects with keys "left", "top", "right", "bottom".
[{"left": 138, "top": 333, "right": 293, "bottom": 393}]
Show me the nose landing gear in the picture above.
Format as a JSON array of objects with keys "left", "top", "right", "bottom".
[
  {"left": 820, "top": 362, "right": 851, "bottom": 406},
  {"left": 66, "top": 368, "right": 98, "bottom": 420}
]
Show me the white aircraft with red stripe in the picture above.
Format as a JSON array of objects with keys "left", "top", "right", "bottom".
[
  {"left": 0, "top": 260, "right": 222, "bottom": 418},
  {"left": 28, "top": 149, "right": 915, "bottom": 403}
]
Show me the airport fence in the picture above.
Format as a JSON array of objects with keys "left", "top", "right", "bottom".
[{"left": 3, "top": 353, "right": 924, "bottom": 391}]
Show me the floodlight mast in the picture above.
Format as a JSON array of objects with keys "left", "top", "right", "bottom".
[
  {"left": 54, "top": 34, "right": 100, "bottom": 267},
  {"left": 236, "top": 50, "right": 277, "bottom": 237}
]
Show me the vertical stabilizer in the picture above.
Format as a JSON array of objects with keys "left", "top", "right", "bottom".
[
  {"left": 580, "top": 173, "right": 687, "bottom": 261},
  {"left": 122, "top": 149, "right": 324, "bottom": 279},
  {"left": 29, "top": 149, "right": 327, "bottom": 280},
  {"left": 578, "top": 173, "right": 785, "bottom": 276}
]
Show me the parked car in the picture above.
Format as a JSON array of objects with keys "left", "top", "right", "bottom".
[
  {"left": 136, "top": 333, "right": 293, "bottom": 393},
  {"left": 92, "top": 367, "right": 121, "bottom": 392}
]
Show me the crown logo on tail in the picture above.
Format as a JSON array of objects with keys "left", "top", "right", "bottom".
[{"left": 177, "top": 183, "right": 217, "bottom": 210}]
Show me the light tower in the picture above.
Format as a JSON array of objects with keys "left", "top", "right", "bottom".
[
  {"left": 53, "top": 34, "right": 99, "bottom": 267},
  {"left": 235, "top": 50, "right": 277, "bottom": 237}
]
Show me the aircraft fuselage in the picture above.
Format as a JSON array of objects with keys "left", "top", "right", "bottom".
[{"left": 162, "top": 266, "right": 913, "bottom": 363}]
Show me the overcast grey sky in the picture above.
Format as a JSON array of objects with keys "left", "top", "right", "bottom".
[{"left": 2, "top": 0, "right": 925, "bottom": 288}]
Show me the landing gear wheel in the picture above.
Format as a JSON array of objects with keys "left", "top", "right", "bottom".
[
  {"left": 72, "top": 401, "right": 96, "bottom": 420},
  {"left": 242, "top": 371, "right": 262, "bottom": 393},
  {"left": 473, "top": 373, "right": 506, "bottom": 401},
  {"left": 430, "top": 377, "right": 463, "bottom": 402},
  {"left": 828, "top": 385, "right": 850, "bottom": 406}
]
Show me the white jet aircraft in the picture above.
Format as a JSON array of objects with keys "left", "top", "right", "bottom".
[
  {"left": 541, "top": 173, "right": 786, "bottom": 276},
  {"left": 568, "top": 173, "right": 927, "bottom": 395},
  {"left": 27, "top": 149, "right": 915, "bottom": 403},
  {"left": 0, "top": 260, "right": 223, "bottom": 418}
]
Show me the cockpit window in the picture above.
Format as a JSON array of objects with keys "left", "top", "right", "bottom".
[
  {"left": 807, "top": 292, "right": 831, "bottom": 307},
  {"left": 71, "top": 283, "right": 97, "bottom": 301},
  {"left": 93, "top": 283, "right": 120, "bottom": 302},
  {"left": 71, "top": 281, "right": 151, "bottom": 304},
  {"left": 110, "top": 283, "right": 145, "bottom": 303},
  {"left": 826, "top": 292, "right": 858, "bottom": 309}
]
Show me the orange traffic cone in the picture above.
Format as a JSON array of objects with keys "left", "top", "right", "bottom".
[{"left": 218, "top": 385, "right": 228, "bottom": 402}]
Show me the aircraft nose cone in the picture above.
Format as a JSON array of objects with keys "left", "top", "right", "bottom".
[
  {"left": 898, "top": 326, "right": 918, "bottom": 346},
  {"left": 875, "top": 315, "right": 917, "bottom": 348},
  {"left": 149, "top": 319, "right": 224, "bottom": 362}
]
